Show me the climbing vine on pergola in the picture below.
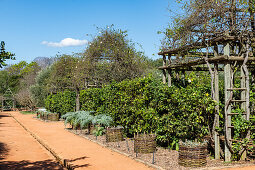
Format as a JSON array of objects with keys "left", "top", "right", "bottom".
[{"left": 159, "top": 0, "right": 255, "bottom": 162}]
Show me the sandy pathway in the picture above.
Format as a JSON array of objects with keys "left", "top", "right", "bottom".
[
  {"left": 0, "top": 111, "right": 62, "bottom": 169},
  {"left": 8, "top": 111, "right": 153, "bottom": 170}
]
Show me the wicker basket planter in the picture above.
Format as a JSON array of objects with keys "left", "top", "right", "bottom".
[
  {"left": 134, "top": 133, "right": 156, "bottom": 153},
  {"left": 37, "top": 111, "right": 59, "bottom": 121},
  {"left": 47, "top": 113, "right": 59, "bottom": 121},
  {"left": 178, "top": 141, "right": 207, "bottom": 167},
  {"left": 106, "top": 127, "right": 124, "bottom": 142}
]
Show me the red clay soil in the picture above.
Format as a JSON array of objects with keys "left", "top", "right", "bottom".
[
  {"left": 0, "top": 111, "right": 62, "bottom": 169},
  {"left": 4, "top": 111, "right": 153, "bottom": 170}
]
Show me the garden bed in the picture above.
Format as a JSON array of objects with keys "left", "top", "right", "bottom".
[{"left": 67, "top": 128, "right": 255, "bottom": 170}]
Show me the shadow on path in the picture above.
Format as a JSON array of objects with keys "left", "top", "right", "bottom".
[
  {"left": 0, "top": 159, "right": 63, "bottom": 170},
  {"left": 0, "top": 142, "right": 9, "bottom": 160},
  {"left": 66, "top": 156, "right": 91, "bottom": 169}
]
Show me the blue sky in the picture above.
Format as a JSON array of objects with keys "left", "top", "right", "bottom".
[{"left": 1, "top": 0, "right": 181, "bottom": 65}]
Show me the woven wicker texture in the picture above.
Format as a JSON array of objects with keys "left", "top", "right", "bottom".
[
  {"left": 178, "top": 146, "right": 207, "bottom": 167},
  {"left": 134, "top": 133, "right": 156, "bottom": 153},
  {"left": 47, "top": 113, "right": 59, "bottom": 121},
  {"left": 106, "top": 127, "right": 124, "bottom": 142}
]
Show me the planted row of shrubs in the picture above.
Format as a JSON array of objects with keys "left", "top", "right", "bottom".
[
  {"left": 61, "top": 111, "right": 114, "bottom": 137},
  {"left": 45, "top": 74, "right": 216, "bottom": 147}
]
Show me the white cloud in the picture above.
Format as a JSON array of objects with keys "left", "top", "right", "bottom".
[{"left": 41, "top": 38, "right": 88, "bottom": 47}]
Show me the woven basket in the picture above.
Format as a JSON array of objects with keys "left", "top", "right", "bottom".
[
  {"left": 178, "top": 145, "right": 207, "bottom": 167},
  {"left": 47, "top": 113, "right": 59, "bottom": 121},
  {"left": 106, "top": 127, "right": 124, "bottom": 142},
  {"left": 134, "top": 133, "right": 156, "bottom": 153}
]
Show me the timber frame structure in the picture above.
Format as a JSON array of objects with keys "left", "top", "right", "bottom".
[
  {"left": 158, "top": 0, "right": 255, "bottom": 162},
  {"left": 159, "top": 34, "right": 255, "bottom": 162},
  {"left": 1, "top": 88, "right": 15, "bottom": 111}
]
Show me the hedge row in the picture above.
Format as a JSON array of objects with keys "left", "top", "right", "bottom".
[
  {"left": 45, "top": 74, "right": 216, "bottom": 146},
  {"left": 45, "top": 90, "right": 76, "bottom": 114}
]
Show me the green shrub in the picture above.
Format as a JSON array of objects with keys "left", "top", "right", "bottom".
[
  {"left": 79, "top": 74, "right": 216, "bottom": 146},
  {"left": 61, "top": 111, "right": 95, "bottom": 129},
  {"left": 45, "top": 90, "right": 75, "bottom": 115}
]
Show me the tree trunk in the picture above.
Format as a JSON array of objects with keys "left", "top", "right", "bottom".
[{"left": 75, "top": 87, "right": 80, "bottom": 111}]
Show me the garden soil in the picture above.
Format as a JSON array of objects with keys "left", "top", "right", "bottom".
[{"left": 1, "top": 111, "right": 153, "bottom": 170}]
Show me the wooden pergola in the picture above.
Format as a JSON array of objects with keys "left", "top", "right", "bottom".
[
  {"left": 158, "top": 35, "right": 255, "bottom": 161},
  {"left": 1, "top": 88, "right": 15, "bottom": 111}
]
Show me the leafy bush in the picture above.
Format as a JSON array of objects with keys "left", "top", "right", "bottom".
[
  {"left": 61, "top": 111, "right": 95, "bottom": 129},
  {"left": 45, "top": 90, "right": 75, "bottom": 115},
  {"left": 92, "top": 114, "right": 113, "bottom": 127},
  {"left": 79, "top": 74, "right": 216, "bottom": 146}
]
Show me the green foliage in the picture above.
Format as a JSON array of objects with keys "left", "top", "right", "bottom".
[
  {"left": 45, "top": 90, "right": 76, "bottom": 115},
  {"left": 83, "top": 25, "right": 148, "bottom": 85},
  {"left": 92, "top": 114, "right": 113, "bottom": 127},
  {"left": 0, "top": 41, "right": 15, "bottom": 68},
  {"left": 61, "top": 111, "right": 110, "bottom": 131},
  {"left": 30, "top": 66, "right": 52, "bottom": 107},
  {"left": 79, "top": 73, "right": 216, "bottom": 145},
  {"left": 93, "top": 126, "right": 105, "bottom": 137}
]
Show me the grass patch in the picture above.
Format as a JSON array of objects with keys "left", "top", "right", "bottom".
[{"left": 20, "top": 111, "right": 36, "bottom": 114}]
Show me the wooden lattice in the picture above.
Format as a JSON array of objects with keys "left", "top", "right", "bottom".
[{"left": 1, "top": 88, "right": 15, "bottom": 111}]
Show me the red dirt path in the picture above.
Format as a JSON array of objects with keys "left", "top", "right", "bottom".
[
  {"left": 0, "top": 111, "right": 62, "bottom": 169},
  {"left": 1, "top": 111, "right": 153, "bottom": 170}
]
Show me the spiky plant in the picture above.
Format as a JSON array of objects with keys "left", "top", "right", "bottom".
[
  {"left": 92, "top": 114, "right": 113, "bottom": 127},
  {"left": 61, "top": 111, "right": 95, "bottom": 129},
  {"left": 77, "top": 111, "right": 94, "bottom": 129},
  {"left": 61, "top": 111, "right": 79, "bottom": 127}
]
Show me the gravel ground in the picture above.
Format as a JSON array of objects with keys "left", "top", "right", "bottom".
[{"left": 67, "top": 129, "right": 255, "bottom": 170}]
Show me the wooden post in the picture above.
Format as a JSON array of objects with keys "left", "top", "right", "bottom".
[
  {"left": 252, "top": 70, "right": 255, "bottom": 115},
  {"left": 224, "top": 43, "right": 232, "bottom": 162},
  {"left": 214, "top": 63, "right": 220, "bottom": 160},
  {"left": 162, "top": 55, "right": 166, "bottom": 84},
  {"left": 167, "top": 54, "right": 172, "bottom": 87},
  {"left": 240, "top": 65, "right": 247, "bottom": 160}
]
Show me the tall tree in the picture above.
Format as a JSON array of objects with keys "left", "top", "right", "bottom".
[
  {"left": 83, "top": 26, "right": 148, "bottom": 85},
  {"left": 0, "top": 41, "right": 15, "bottom": 68}
]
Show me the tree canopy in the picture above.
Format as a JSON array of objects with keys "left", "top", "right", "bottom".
[
  {"left": 160, "top": 0, "right": 255, "bottom": 54},
  {"left": 83, "top": 26, "right": 148, "bottom": 85},
  {"left": 0, "top": 41, "right": 15, "bottom": 68}
]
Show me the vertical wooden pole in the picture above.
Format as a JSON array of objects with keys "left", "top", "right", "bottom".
[
  {"left": 162, "top": 55, "right": 166, "bottom": 84},
  {"left": 240, "top": 65, "right": 247, "bottom": 160},
  {"left": 252, "top": 70, "right": 255, "bottom": 115},
  {"left": 167, "top": 54, "right": 172, "bottom": 87},
  {"left": 224, "top": 43, "right": 232, "bottom": 162},
  {"left": 214, "top": 63, "right": 220, "bottom": 159}
]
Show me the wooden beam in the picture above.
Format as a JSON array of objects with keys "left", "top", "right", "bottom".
[
  {"left": 158, "top": 35, "right": 237, "bottom": 55},
  {"left": 158, "top": 56, "right": 255, "bottom": 70}
]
